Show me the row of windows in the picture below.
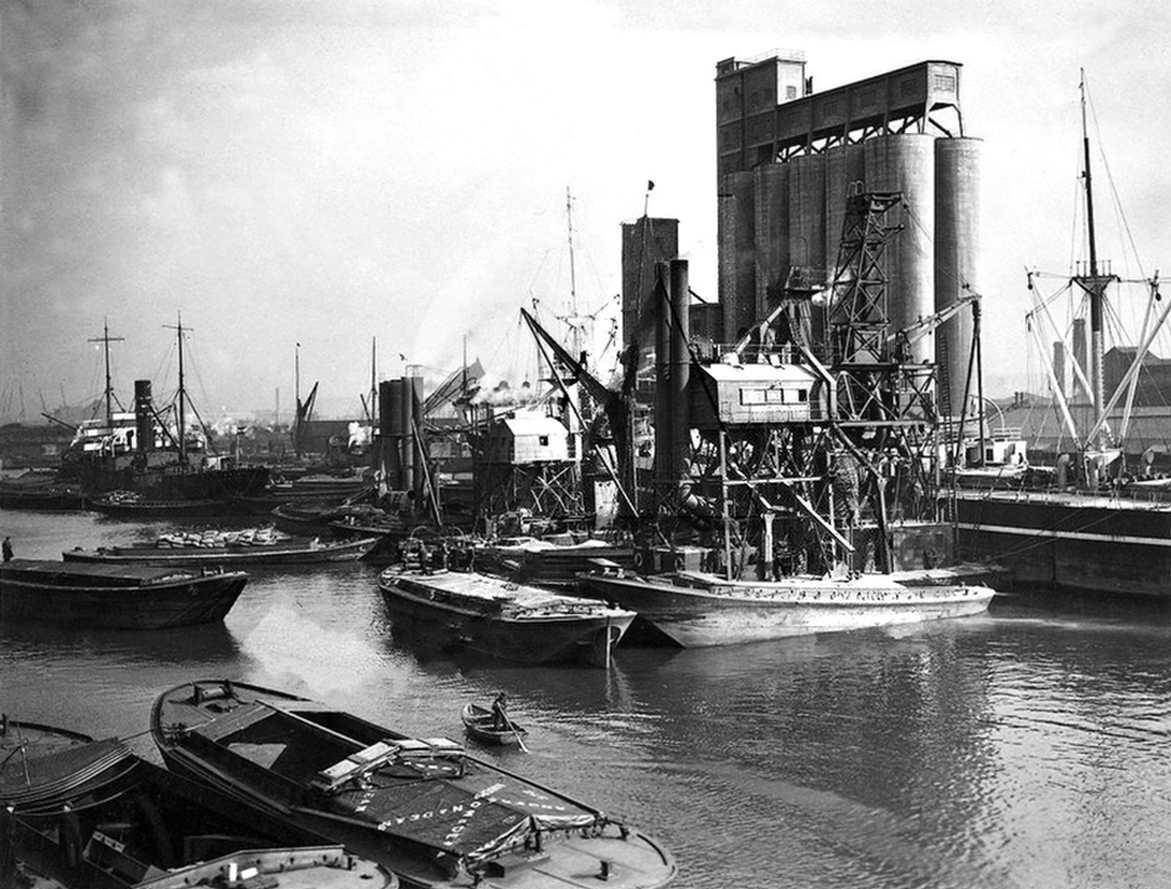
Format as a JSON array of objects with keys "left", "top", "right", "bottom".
[{"left": 739, "top": 387, "right": 809, "bottom": 405}]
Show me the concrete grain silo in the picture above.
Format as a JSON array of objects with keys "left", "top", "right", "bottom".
[
  {"left": 715, "top": 56, "right": 969, "bottom": 367},
  {"left": 719, "top": 170, "right": 757, "bottom": 340},
  {"left": 863, "top": 134, "right": 936, "bottom": 362},
  {"left": 787, "top": 153, "right": 827, "bottom": 286},
  {"left": 824, "top": 143, "right": 864, "bottom": 274},
  {"left": 934, "top": 137, "right": 984, "bottom": 413},
  {"left": 754, "top": 163, "right": 790, "bottom": 318}
]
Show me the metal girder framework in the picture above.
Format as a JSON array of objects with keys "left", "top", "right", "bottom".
[
  {"left": 829, "top": 192, "right": 901, "bottom": 366},
  {"left": 655, "top": 420, "right": 844, "bottom": 576},
  {"left": 773, "top": 107, "right": 962, "bottom": 161},
  {"left": 828, "top": 193, "right": 938, "bottom": 428},
  {"left": 473, "top": 461, "right": 585, "bottom": 527}
]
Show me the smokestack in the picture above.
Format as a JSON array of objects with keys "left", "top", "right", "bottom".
[
  {"left": 669, "top": 259, "right": 691, "bottom": 479},
  {"left": 380, "top": 380, "right": 403, "bottom": 488},
  {"left": 134, "top": 380, "right": 153, "bottom": 454},
  {"left": 401, "top": 375, "right": 424, "bottom": 504}
]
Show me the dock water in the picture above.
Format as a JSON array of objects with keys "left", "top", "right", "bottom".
[{"left": 3, "top": 509, "right": 1171, "bottom": 888}]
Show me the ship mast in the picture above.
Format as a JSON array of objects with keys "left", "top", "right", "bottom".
[
  {"left": 1079, "top": 69, "right": 1107, "bottom": 445},
  {"left": 164, "top": 314, "right": 190, "bottom": 467},
  {"left": 294, "top": 342, "right": 301, "bottom": 458},
  {"left": 88, "top": 319, "right": 124, "bottom": 431},
  {"left": 565, "top": 186, "right": 581, "bottom": 359},
  {"left": 370, "top": 337, "right": 377, "bottom": 429}
]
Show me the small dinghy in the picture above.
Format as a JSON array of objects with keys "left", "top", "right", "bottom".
[{"left": 460, "top": 702, "right": 528, "bottom": 747}]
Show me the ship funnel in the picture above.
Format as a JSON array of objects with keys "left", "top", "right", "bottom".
[
  {"left": 379, "top": 380, "right": 403, "bottom": 489},
  {"left": 134, "top": 380, "right": 153, "bottom": 453}
]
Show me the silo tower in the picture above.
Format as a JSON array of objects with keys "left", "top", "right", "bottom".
[{"left": 715, "top": 54, "right": 981, "bottom": 416}]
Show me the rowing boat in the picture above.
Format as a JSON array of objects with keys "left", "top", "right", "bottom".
[{"left": 459, "top": 703, "right": 527, "bottom": 747}]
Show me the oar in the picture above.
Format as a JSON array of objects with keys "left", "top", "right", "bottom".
[{"left": 504, "top": 714, "right": 529, "bottom": 754}]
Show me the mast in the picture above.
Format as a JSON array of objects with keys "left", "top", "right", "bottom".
[
  {"left": 1079, "top": 69, "right": 1106, "bottom": 443},
  {"left": 164, "top": 314, "right": 190, "bottom": 467},
  {"left": 370, "top": 337, "right": 377, "bottom": 428},
  {"left": 294, "top": 342, "right": 301, "bottom": 457},
  {"left": 565, "top": 186, "right": 581, "bottom": 359},
  {"left": 88, "top": 319, "right": 124, "bottom": 431}
]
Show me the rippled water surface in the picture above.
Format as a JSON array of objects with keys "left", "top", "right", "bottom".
[{"left": 4, "top": 509, "right": 1171, "bottom": 888}]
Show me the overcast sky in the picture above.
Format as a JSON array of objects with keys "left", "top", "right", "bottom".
[{"left": 2, "top": 0, "right": 1169, "bottom": 422}]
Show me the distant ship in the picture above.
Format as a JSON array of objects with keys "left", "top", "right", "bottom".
[
  {"left": 56, "top": 318, "right": 269, "bottom": 506},
  {"left": 952, "top": 72, "right": 1171, "bottom": 598}
]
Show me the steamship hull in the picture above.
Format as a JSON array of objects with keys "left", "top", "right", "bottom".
[
  {"left": 953, "top": 489, "right": 1171, "bottom": 597},
  {"left": 578, "top": 570, "right": 995, "bottom": 647}
]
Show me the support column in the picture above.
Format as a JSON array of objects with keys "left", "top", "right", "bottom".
[
  {"left": 761, "top": 511, "right": 774, "bottom": 580},
  {"left": 669, "top": 258, "right": 691, "bottom": 480}
]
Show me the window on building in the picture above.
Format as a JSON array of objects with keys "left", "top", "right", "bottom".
[
  {"left": 539, "top": 435, "right": 549, "bottom": 446},
  {"left": 785, "top": 85, "right": 797, "bottom": 100}
]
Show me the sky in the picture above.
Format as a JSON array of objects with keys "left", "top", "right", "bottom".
[{"left": 2, "top": 0, "right": 1171, "bottom": 423}]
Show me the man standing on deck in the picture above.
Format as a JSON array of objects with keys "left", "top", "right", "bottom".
[{"left": 2, "top": 537, "right": 12, "bottom": 562}]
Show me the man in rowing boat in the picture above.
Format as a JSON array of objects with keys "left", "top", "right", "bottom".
[{"left": 491, "top": 692, "right": 510, "bottom": 730}]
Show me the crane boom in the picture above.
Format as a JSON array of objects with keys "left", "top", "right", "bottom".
[{"left": 887, "top": 290, "right": 982, "bottom": 347}]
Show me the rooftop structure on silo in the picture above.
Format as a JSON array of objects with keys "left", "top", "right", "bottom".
[{"left": 715, "top": 56, "right": 964, "bottom": 176}]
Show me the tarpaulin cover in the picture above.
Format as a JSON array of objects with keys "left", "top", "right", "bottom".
[{"left": 328, "top": 757, "right": 596, "bottom": 861}]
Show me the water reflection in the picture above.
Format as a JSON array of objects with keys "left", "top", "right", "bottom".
[
  {"left": 4, "top": 509, "right": 1171, "bottom": 887},
  {"left": 1, "top": 620, "right": 239, "bottom": 666}
]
